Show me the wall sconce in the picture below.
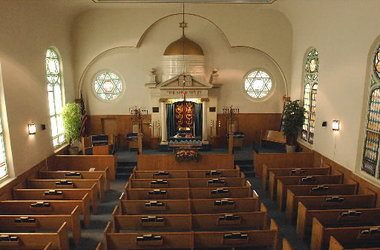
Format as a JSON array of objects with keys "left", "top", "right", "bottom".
[
  {"left": 28, "top": 123, "right": 37, "bottom": 135},
  {"left": 332, "top": 120, "right": 340, "bottom": 131}
]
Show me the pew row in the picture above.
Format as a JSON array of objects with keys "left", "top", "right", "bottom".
[
  {"left": 0, "top": 212, "right": 81, "bottom": 246},
  {"left": 126, "top": 177, "right": 249, "bottom": 189},
  {"left": 13, "top": 188, "right": 95, "bottom": 214},
  {"left": 119, "top": 194, "right": 260, "bottom": 214},
  {"left": 27, "top": 179, "right": 100, "bottom": 209},
  {"left": 296, "top": 194, "right": 377, "bottom": 239},
  {"left": 329, "top": 234, "right": 380, "bottom": 250},
  {"left": 266, "top": 167, "right": 330, "bottom": 198},
  {"left": 103, "top": 219, "right": 279, "bottom": 249},
  {"left": 276, "top": 174, "right": 343, "bottom": 210},
  {"left": 0, "top": 200, "right": 91, "bottom": 228},
  {"left": 285, "top": 184, "right": 358, "bottom": 221},
  {"left": 47, "top": 154, "right": 116, "bottom": 180},
  {"left": 124, "top": 186, "right": 253, "bottom": 200},
  {"left": 131, "top": 168, "right": 244, "bottom": 179},
  {"left": 310, "top": 209, "right": 380, "bottom": 250},
  {"left": 0, "top": 221, "right": 69, "bottom": 250},
  {"left": 112, "top": 204, "right": 268, "bottom": 231},
  {"left": 39, "top": 170, "right": 109, "bottom": 191}
]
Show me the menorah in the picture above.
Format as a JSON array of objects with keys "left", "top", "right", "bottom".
[
  {"left": 129, "top": 106, "right": 148, "bottom": 132},
  {"left": 222, "top": 105, "right": 239, "bottom": 132}
]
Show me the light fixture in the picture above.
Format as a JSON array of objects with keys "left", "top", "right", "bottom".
[
  {"left": 332, "top": 120, "right": 340, "bottom": 131},
  {"left": 28, "top": 123, "right": 37, "bottom": 135}
]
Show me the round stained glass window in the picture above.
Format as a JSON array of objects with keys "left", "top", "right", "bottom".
[
  {"left": 244, "top": 70, "right": 273, "bottom": 99},
  {"left": 374, "top": 46, "right": 380, "bottom": 79},
  {"left": 93, "top": 71, "right": 123, "bottom": 101}
]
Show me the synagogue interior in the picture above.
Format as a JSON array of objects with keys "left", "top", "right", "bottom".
[{"left": 0, "top": 0, "right": 380, "bottom": 249}]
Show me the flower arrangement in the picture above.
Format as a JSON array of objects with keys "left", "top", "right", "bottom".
[{"left": 175, "top": 149, "right": 200, "bottom": 162}]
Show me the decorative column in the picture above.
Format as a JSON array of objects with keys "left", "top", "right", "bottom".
[
  {"left": 201, "top": 99, "right": 208, "bottom": 143},
  {"left": 160, "top": 99, "right": 168, "bottom": 144}
]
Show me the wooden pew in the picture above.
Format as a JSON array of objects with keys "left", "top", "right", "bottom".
[
  {"left": 112, "top": 204, "right": 192, "bottom": 231},
  {"left": 191, "top": 196, "right": 260, "bottom": 214},
  {"left": 329, "top": 234, "right": 380, "bottom": 250},
  {"left": 104, "top": 221, "right": 194, "bottom": 249},
  {"left": 125, "top": 187, "right": 190, "bottom": 200},
  {"left": 193, "top": 219, "right": 278, "bottom": 249},
  {"left": 39, "top": 170, "right": 109, "bottom": 191},
  {"left": 296, "top": 194, "right": 377, "bottom": 239},
  {"left": 276, "top": 174, "right": 343, "bottom": 210},
  {"left": 124, "top": 186, "right": 253, "bottom": 200},
  {"left": 0, "top": 213, "right": 81, "bottom": 246},
  {"left": 131, "top": 168, "right": 243, "bottom": 179},
  {"left": 0, "top": 200, "right": 91, "bottom": 228},
  {"left": 311, "top": 209, "right": 380, "bottom": 250},
  {"left": 127, "top": 177, "right": 248, "bottom": 189},
  {"left": 266, "top": 167, "right": 330, "bottom": 198},
  {"left": 13, "top": 188, "right": 94, "bottom": 215},
  {"left": 283, "top": 238, "right": 294, "bottom": 250},
  {"left": 285, "top": 184, "right": 357, "bottom": 221},
  {"left": 119, "top": 198, "right": 191, "bottom": 215},
  {"left": 189, "top": 186, "right": 253, "bottom": 199},
  {"left": 47, "top": 155, "right": 116, "bottom": 181},
  {"left": 0, "top": 221, "right": 69, "bottom": 250},
  {"left": 192, "top": 211, "right": 267, "bottom": 230},
  {"left": 27, "top": 179, "right": 100, "bottom": 208}
]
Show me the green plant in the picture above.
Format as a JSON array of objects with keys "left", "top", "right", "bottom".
[
  {"left": 282, "top": 100, "right": 305, "bottom": 145},
  {"left": 62, "top": 103, "right": 81, "bottom": 144}
]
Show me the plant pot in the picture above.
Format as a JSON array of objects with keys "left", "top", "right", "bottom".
[{"left": 285, "top": 144, "right": 296, "bottom": 153}]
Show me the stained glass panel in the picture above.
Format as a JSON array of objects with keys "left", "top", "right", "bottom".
[
  {"left": 374, "top": 46, "right": 380, "bottom": 79},
  {"left": 362, "top": 88, "right": 380, "bottom": 176},
  {"left": 244, "top": 70, "right": 273, "bottom": 99},
  {"left": 46, "top": 48, "right": 65, "bottom": 147},
  {"left": 302, "top": 48, "right": 319, "bottom": 144},
  {"left": 93, "top": 71, "right": 123, "bottom": 101}
]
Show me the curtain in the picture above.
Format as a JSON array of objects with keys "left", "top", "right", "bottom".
[
  {"left": 194, "top": 103, "right": 202, "bottom": 138},
  {"left": 166, "top": 104, "right": 175, "bottom": 138}
]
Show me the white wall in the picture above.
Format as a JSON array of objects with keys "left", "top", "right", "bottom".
[
  {"left": 73, "top": 6, "right": 292, "bottom": 114},
  {"left": 275, "top": 0, "right": 380, "bottom": 179},
  {"left": 0, "top": 1, "right": 76, "bottom": 176}
]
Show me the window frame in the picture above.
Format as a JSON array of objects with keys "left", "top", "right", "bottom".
[
  {"left": 301, "top": 48, "right": 319, "bottom": 145},
  {"left": 45, "top": 47, "right": 65, "bottom": 148},
  {"left": 242, "top": 68, "right": 275, "bottom": 102},
  {"left": 361, "top": 43, "right": 380, "bottom": 179},
  {"left": 92, "top": 70, "right": 124, "bottom": 102}
]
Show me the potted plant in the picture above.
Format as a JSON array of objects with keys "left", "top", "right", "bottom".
[
  {"left": 282, "top": 100, "right": 305, "bottom": 152},
  {"left": 62, "top": 103, "right": 82, "bottom": 154}
]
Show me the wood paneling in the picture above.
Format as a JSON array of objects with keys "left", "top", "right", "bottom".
[
  {"left": 88, "top": 115, "right": 152, "bottom": 148},
  {"left": 215, "top": 113, "right": 282, "bottom": 147},
  {"left": 137, "top": 154, "right": 234, "bottom": 170},
  {"left": 89, "top": 113, "right": 281, "bottom": 149}
]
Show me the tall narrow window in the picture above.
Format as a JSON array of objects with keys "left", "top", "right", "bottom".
[
  {"left": 301, "top": 48, "right": 319, "bottom": 144},
  {"left": 362, "top": 44, "right": 380, "bottom": 177},
  {"left": 46, "top": 48, "right": 65, "bottom": 147},
  {"left": 0, "top": 107, "right": 7, "bottom": 180}
]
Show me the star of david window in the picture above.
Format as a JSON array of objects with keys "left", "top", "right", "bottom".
[
  {"left": 244, "top": 70, "right": 273, "bottom": 99},
  {"left": 93, "top": 71, "right": 123, "bottom": 101}
]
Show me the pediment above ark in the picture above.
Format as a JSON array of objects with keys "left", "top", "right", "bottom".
[{"left": 156, "top": 74, "right": 213, "bottom": 89}]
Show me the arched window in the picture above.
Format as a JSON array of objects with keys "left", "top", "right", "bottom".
[
  {"left": 46, "top": 48, "right": 65, "bottom": 147},
  {"left": 243, "top": 70, "right": 274, "bottom": 100},
  {"left": 301, "top": 48, "right": 319, "bottom": 144},
  {"left": 93, "top": 71, "right": 123, "bottom": 101},
  {"left": 362, "top": 44, "right": 380, "bottom": 177}
]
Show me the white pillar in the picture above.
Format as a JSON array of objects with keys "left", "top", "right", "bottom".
[
  {"left": 202, "top": 100, "right": 208, "bottom": 143},
  {"left": 160, "top": 101, "right": 168, "bottom": 144}
]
